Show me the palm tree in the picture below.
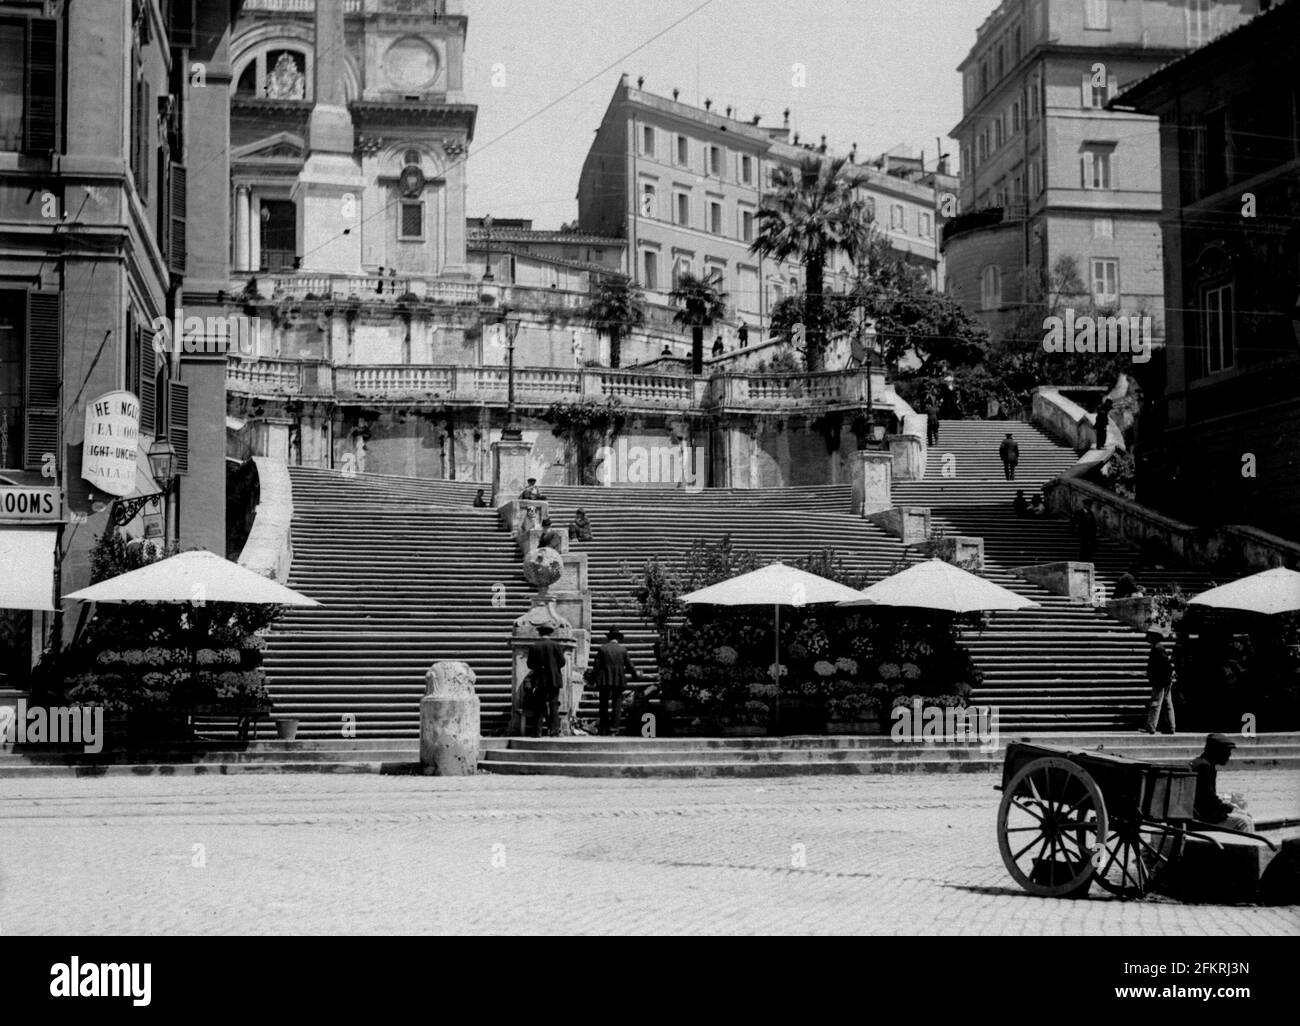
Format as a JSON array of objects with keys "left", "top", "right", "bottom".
[
  {"left": 751, "top": 155, "right": 875, "bottom": 370},
  {"left": 584, "top": 273, "right": 645, "bottom": 369},
  {"left": 670, "top": 270, "right": 728, "bottom": 374}
]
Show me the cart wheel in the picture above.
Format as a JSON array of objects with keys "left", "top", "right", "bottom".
[
  {"left": 998, "top": 756, "right": 1107, "bottom": 898},
  {"left": 1092, "top": 821, "right": 1184, "bottom": 899}
]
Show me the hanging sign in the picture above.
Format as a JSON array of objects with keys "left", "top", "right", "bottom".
[{"left": 81, "top": 390, "right": 140, "bottom": 498}]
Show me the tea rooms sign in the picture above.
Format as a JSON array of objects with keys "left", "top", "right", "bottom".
[{"left": 81, "top": 390, "right": 140, "bottom": 498}]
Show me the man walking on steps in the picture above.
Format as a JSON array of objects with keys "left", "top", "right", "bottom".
[
  {"left": 1141, "top": 627, "right": 1177, "bottom": 735},
  {"left": 588, "top": 627, "right": 640, "bottom": 736},
  {"left": 925, "top": 400, "right": 941, "bottom": 446},
  {"left": 998, "top": 432, "right": 1019, "bottom": 481}
]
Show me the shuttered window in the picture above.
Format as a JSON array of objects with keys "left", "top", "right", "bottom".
[
  {"left": 168, "top": 164, "right": 187, "bottom": 276},
  {"left": 166, "top": 379, "right": 189, "bottom": 475},
  {"left": 23, "top": 17, "right": 57, "bottom": 154},
  {"left": 23, "top": 290, "right": 60, "bottom": 471},
  {"left": 136, "top": 319, "right": 157, "bottom": 435}
]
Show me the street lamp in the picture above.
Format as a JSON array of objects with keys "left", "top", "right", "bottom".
[
  {"left": 482, "top": 214, "right": 495, "bottom": 282},
  {"left": 499, "top": 307, "right": 523, "bottom": 441},
  {"left": 147, "top": 436, "right": 178, "bottom": 547}
]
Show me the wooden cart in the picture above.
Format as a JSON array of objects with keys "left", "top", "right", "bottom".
[{"left": 995, "top": 741, "right": 1275, "bottom": 899}]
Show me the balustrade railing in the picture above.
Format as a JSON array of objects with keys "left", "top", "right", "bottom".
[{"left": 228, "top": 360, "right": 876, "bottom": 412}]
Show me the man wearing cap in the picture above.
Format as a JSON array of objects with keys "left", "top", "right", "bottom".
[
  {"left": 1190, "top": 734, "right": 1254, "bottom": 832},
  {"left": 588, "top": 627, "right": 640, "bottom": 736},
  {"left": 1141, "top": 626, "right": 1177, "bottom": 734},
  {"left": 526, "top": 624, "right": 566, "bottom": 737},
  {"left": 520, "top": 478, "right": 544, "bottom": 501}
]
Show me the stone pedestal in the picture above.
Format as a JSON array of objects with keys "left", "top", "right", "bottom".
[
  {"left": 1105, "top": 594, "right": 1156, "bottom": 629},
  {"left": 887, "top": 433, "right": 926, "bottom": 483},
  {"left": 509, "top": 598, "right": 579, "bottom": 736},
  {"left": 557, "top": 552, "right": 588, "bottom": 593},
  {"left": 498, "top": 499, "right": 548, "bottom": 534},
  {"left": 419, "top": 661, "right": 480, "bottom": 776},
  {"left": 951, "top": 536, "right": 984, "bottom": 571},
  {"left": 851, "top": 451, "right": 893, "bottom": 516},
  {"left": 1015, "top": 561, "right": 1096, "bottom": 604},
  {"left": 867, "top": 506, "right": 931, "bottom": 546},
  {"left": 491, "top": 439, "right": 534, "bottom": 506}
]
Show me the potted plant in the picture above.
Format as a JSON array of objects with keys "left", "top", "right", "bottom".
[{"left": 824, "top": 692, "right": 884, "bottom": 735}]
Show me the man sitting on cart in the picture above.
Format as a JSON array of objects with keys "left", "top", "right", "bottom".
[{"left": 1190, "top": 734, "right": 1254, "bottom": 833}]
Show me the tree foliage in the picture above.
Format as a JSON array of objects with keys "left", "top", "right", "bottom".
[{"left": 584, "top": 273, "right": 645, "bottom": 369}]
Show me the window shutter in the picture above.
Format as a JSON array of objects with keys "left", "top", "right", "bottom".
[
  {"left": 1082, "top": 73, "right": 1091, "bottom": 108},
  {"left": 1081, "top": 155, "right": 1089, "bottom": 188},
  {"left": 24, "top": 290, "right": 61, "bottom": 471},
  {"left": 167, "top": 379, "right": 189, "bottom": 475},
  {"left": 1107, "top": 74, "right": 1118, "bottom": 101},
  {"left": 137, "top": 323, "right": 157, "bottom": 434},
  {"left": 168, "top": 163, "right": 187, "bottom": 276},
  {"left": 24, "top": 17, "right": 58, "bottom": 154},
  {"left": 170, "top": 0, "right": 196, "bottom": 49}
]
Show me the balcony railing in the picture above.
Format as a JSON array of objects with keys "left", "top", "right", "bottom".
[{"left": 227, "top": 359, "right": 880, "bottom": 413}]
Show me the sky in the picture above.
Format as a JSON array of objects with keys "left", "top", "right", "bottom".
[{"left": 461, "top": 0, "right": 991, "bottom": 228}]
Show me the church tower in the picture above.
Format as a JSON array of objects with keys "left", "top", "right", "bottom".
[{"left": 231, "top": 0, "right": 476, "bottom": 279}]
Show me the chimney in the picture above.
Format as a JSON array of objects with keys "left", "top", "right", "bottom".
[
  {"left": 673, "top": 88, "right": 679, "bottom": 100},
  {"left": 820, "top": 134, "right": 827, "bottom": 153},
  {"left": 783, "top": 108, "right": 790, "bottom": 127},
  {"left": 726, "top": 106, "right": 733, "bottom": 118},
  {"left": 704, "top": 98, "right": 712, "bottom": 110},
  {"left": 850, "top": 142, "right": 858, "bottom": 163},
  {"left": 637, "top": 75, "right": 645, "bottom": 89}
]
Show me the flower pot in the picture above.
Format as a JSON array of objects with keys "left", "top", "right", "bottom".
[
  {"left": 275, "top": 718, "right": 300, "bottom": 741},
  {"left": 720, "top": 724, "right": 767, "bottom": 737}
]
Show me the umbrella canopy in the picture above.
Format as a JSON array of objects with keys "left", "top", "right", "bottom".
[
  {"left": 838, "top": 559, "right": 1039, "bottom": 613},
  {"left": 1187, "top": 567, "right": 1300, "bottom": 616},
  {"left": 66, "top": 550, "right": 320, "bottom": 607},
  {"left": 680, "top": 561, "right": 864, "bottom": 608}
]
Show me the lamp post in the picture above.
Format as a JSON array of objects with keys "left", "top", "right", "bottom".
[
  {"left": 146, "top": 436, "right": 178, "bottom": 548},
  {"left": 500, "top": 307, "right": 522, "bottom": 441},
  {"left": 482, "top": 214, "right": 494, "bottom": 282}
]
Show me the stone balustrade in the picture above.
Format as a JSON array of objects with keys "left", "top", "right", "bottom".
[
  {"left": 227, "top": 358, "right": 877, "bottom": 414},
  {"left": 237, "top": 272, "right": 481, "bottom": 305}
]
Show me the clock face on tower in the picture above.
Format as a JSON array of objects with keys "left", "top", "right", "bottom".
[{"left": 383, "top": 36, "right": 440, "bottom": 91}]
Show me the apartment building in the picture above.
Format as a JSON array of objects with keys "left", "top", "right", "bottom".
[
  {"left": 0, "top": 0, "right": 239, "bottom": 670},
  {"left": 1117, "top": 0, "right": 1299, "bottom": 537},
  {"left": 577, "top": 77, "right": 943, "bottom": 336},
  {"left": 944, "top": 0, "right": 1259, "bottom": 341}
]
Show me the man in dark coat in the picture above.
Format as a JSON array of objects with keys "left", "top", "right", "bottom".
[
  {"left": 1141, "top": 628, "right": 1176, "bottom": 734},
  {"left": 1189, "top": 734, "right": 1253, "bottom": 832},
  {"left": 472, "top": 488, "right": 489, "bottom": 508},
  {"left": 925, "top": 402, "right": 941, "bottom": 446},
  {"left": 526, "top": 624, "right": 566, "bottom": 737},
  {"left": 588, "top": 627, "right": 640, "bottom": 736},
  {"left": 1094, "top": 398, "right": 1113, "bottom": 449},
  {"left": 998, "top": 432, "right": 1019, "bottom": 481},
  {"left": 1075, "top": 504, "right": 1098, "bottom": 561},
  {"left": 520, "top": 478, "right": 544, "bottom": 501},
  {"left": 539, "top": 517, "right": 565, "bottom": 551},
  {"left": 568, "top": 508, "right": 592, "bottom": 542}
]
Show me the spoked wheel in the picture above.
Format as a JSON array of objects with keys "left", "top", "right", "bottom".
[
  {"left": 998, "top": 757, "right": 1107, "bottom": 898},
  {"left": 1092, "top": 820, "right": 1184, "bottom": 899}
]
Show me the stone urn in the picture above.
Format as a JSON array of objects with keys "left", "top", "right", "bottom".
[
  {"left": 522, "top": 546, "right": 564, "bottom": 597},
  {"left": 420, "top": 660, "right": 480, "bottom": 775}
]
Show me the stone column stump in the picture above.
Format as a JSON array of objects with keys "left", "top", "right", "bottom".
[{"left": 420, "top": 661, "right": 480, "bottom": 775}]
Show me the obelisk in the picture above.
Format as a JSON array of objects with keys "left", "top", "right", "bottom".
[{"left": 292, "top": 0, "right": 364, "bottom": 273}]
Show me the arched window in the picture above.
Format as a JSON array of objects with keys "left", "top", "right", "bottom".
[
  {"left": 980, "top": 265, "right": 1002, "bottom": 310},
  {"left": 234, "top": 47, "right": 309, "bottom": 100}
]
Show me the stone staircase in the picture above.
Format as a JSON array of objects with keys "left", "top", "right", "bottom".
[
  {"left": 258, "top": 419, "right": 1217, "bottom": 742},
  {"left": 893, "top": 420, "right": 1220, "bottom": 730}
]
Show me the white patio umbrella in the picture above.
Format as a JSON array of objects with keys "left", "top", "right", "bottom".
[
  {"left": 66, "top": 551, "right": 319, "bottom": 725},
  {"left": 1187, "top": 567, "right": 1300, "bottom": 616},
  {"left": 66, "top": 550, "right": 319, "bottom": 607},
  {"left": 681, "top": 562, "right": 865, "bottom": 722},
  {"left": 838, "top": 558, "right": 1040, "bottom": 613}
]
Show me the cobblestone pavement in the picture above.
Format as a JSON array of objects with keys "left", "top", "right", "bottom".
[{"left": 1, "top": 771, "right": 1297, "bottom": 935}]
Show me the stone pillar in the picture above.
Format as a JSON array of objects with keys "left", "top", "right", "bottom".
[
  {"left": 851, "top": 451, "right": 893, "bottom": 516},
  {"left": 420, "top": 661, "right": 480, "bottom": 775},
  {"left": 235, "top": 185, "right": 251, "bottom": 272},
  {"left": 491, "top": 438, "right": 533, "bottom": 506},
  {"left": 886, "top": 433, "right": 925, "bottom": 482}
]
